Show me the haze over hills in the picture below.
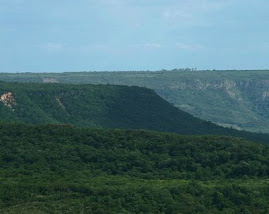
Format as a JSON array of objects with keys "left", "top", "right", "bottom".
[
  {"left": 1, "top": 69, "right": 268, "bottom": 133},
  {"left": 0, "top": 81, "right": 268, "bottom": 144}
]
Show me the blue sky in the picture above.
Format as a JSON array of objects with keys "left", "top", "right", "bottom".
[{"left": 1, "top": 0, "right": 269, "bottom": 72}]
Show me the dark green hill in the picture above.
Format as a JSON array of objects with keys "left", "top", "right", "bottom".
[
  {"left": 1, "top": 123, "right": 269, "bottom": 213},
  {"left": 0, "top": 81, "right": 268, "bottom": 144},
  {"left": 0, "top": 81, "right": 213, "bottom": 133},
  {"left": 1, "top": 123, "right": 268, "bottom": 180},
  {"left": 2, "top": 70, "right": 268, "bottom": 133}
]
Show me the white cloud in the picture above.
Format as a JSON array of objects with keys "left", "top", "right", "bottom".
[
  {"left": 163, "top": 10, "right": 192, "bottom": 20},
  {"left": 129, "top": 43, "right": 162, "bottom": 49},
  {"left": 175, "top": 43, "right": 204, "bottom": 51},
  {"left": 129, "top": 42, "right": 205, "bottom": 51},
  {"left": 0, "top": 0, "right": 25, "bottom": 11},
  {"left": 144, "top": 43, "right": 162, "bottom": 48},
  {"left": 261, "top": 43, "right": 269, "bottom": 49},
  {"left": 40, "top": 43, "right": 63, "bottom": 52},
  {"left": 98, "top": 0, "right": 127, "bottom": 6},
  {"left": 252, "top": 43, "right": 269, "bottom": 51},
  {"left": 2, "top": 28, "right": 17, "bottom": 33},
  {"left": 161, "top": 0, "right": 233, "bottom": 26}
]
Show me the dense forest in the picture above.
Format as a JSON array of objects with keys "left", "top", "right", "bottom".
[
  {"left": 0, "top": 81, "right": 269, "bottom": 144},
  {"left": 1, "top": 70, "right": 268, "bottom": 133},
  {"left": 0, "top": 78, "right": 269, "bottom": 213},
  {"left": 1, "top": 123, "right": 269, "bottom": 213}
]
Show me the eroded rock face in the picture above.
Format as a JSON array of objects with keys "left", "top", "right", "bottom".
[
  {"left": 43, "top": 78, "right": 59, "bottom": 83},
  {"left": 55, "top": 96, "right": 65, "bottom": 109},
  {"left": 1, "top": 92, "right": 16, "bottom": 110}
]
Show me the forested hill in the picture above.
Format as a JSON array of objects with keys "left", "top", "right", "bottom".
[
  {"left": 0, "top": 81, "right": 268, "bottom": 144},
  {"left": 0, "top": 81, "right": 215, "bottom": 134},
  {"left": 2, "top": 122, "right": 268, "bottom": 181},
  {"left": 1, "top": 70, "right": 268, "bottom": 133},
  {"left": 1, "top": 123, "right": 269, "bottom": 213}
]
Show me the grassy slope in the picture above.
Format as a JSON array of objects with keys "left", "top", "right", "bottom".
[
  {"left": 1, "top": 70, "right": 268, "bottom": 132},
  {"left": 0, "top": 123, "right": 269, "bottom": 213}
]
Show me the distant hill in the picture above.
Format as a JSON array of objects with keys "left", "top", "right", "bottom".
[
  {"left": 1, "top": 123, "right": 269, "bottom": 213},
  {"left": 0, "top": 81, "right": 268, "bottom": 144},
  {"left": 1, "top": 70, "right": 268, "bottom": 133}
]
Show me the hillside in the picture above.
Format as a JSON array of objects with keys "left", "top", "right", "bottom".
[
  {"left": 1, "top": 70, "right": 268, "bottom": 133},
  {"left": 1, "top": 123, "right": 269, "bottom": 213},
  {"left": 0, "top": 81, "right": 268, "bottom": 144}
]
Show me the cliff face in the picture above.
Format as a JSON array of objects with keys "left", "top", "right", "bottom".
[
  {"left": 0, "top": 70, "right": 269, "bottom": 133},
  {"left": 155, "top": 77, "right": 269, "bottom": 133}
]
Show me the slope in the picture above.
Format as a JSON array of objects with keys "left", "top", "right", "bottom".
[
  {"left": 0, "top": 81, "right": 269, "bottom": 143},
  {"left": 1, "top": 70, "right": 268, "bottom": 133},
  {"left": 1, "top": 81, "right": 269, "bottom": 144}
]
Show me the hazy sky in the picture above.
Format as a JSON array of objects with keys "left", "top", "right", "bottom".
[{"left": 1, "top": 0, "right": 269, "bottom": 72}]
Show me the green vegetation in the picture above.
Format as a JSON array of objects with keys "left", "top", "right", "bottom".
[
  {"left": 2, "top": 70, "right": 268, "bottom": 133},
  {"left": 0, "top": 74, "right": 269, "bottom": 213},
  {"left": 0, "top": 81, "right": 219, "bottom": 133},
  {"left": 0, "top": 81, "right": 268, "bottom": 144},
  {"left": 1, "top": 123, "right": 269, "bottom": 213}
]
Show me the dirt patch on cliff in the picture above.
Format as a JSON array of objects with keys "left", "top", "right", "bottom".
[{"left": 1, "top": 92, "right": 16, "bottom": 110}]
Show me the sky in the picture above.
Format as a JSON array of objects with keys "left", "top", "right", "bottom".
[{"left": 1, "top": 0, "right": 269, "bottom": 72}]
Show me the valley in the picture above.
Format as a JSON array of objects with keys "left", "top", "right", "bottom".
[
  {"left": 1, "top": 70, "right": 268, "bottom": 133},
  {"left": 0, "top": 72, "right": 269, "bottom": 213},
  {"left": 0, "top": 81, "right": 268, "bottom": 144}
]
